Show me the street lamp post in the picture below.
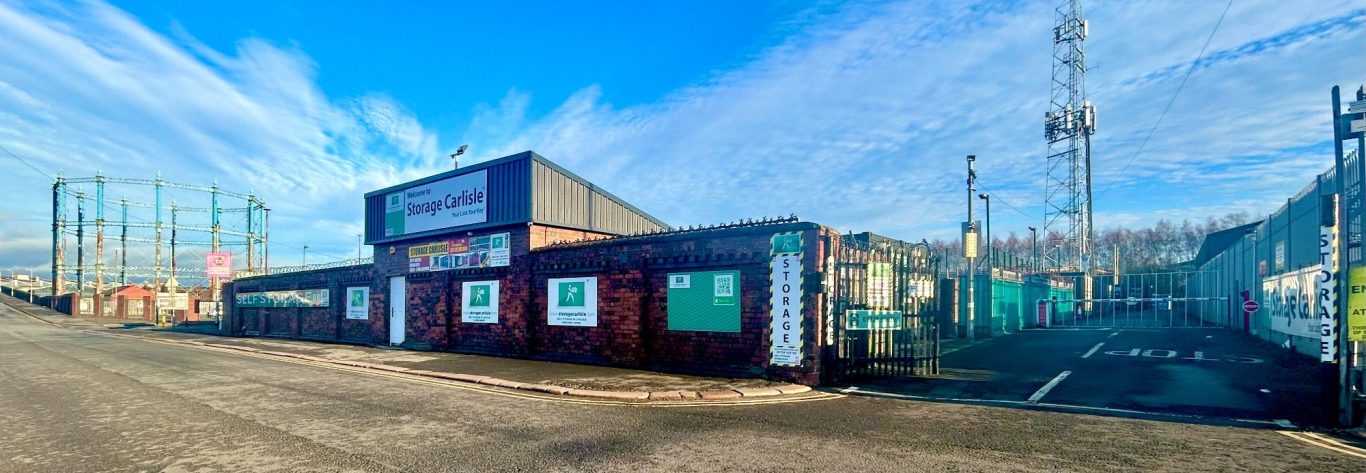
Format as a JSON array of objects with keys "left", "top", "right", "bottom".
[
  {"left": 356, "top": 234, "right": 363, "bottom": 262},
  {"left": 978, "top": 193, "right": 992, "bottom": 271},
  {"left": 302, "top": 245, "right": 309, "bottom": 266},
  {"left": 1028, "top": 226, "right": 1038, "bottom": 273},
  {"left": 978, "top": 193, "right": 994, "bottom": 335}
]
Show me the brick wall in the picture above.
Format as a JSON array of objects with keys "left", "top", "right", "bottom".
[
  {"left": 528, "top": 224, "right": 614, "bottom": 249},
  {"left": 224, "top": 221, "right": 833, "bottom": 385}
]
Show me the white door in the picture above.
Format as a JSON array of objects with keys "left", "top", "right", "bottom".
[{"left": 389, "top": 276, "right": 406, "bottom": 345}]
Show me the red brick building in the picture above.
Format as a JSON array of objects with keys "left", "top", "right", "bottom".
[{"left": 224, "top": 151, "right": 836, "bottom": 385}]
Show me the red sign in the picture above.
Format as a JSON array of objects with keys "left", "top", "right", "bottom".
[
  {"left": 1243, "top": 300, "right": 1260, "bottom": 313},
  {"left": 205, "top": 252, "right": 232, "bottom": 278},
  {"left": 1037, "top": 301, "right": 1051, "bottom": 327}
]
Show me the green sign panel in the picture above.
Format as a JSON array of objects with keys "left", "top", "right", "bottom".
[
  {"left": 771, "top": 232, "right": 802, "bottom": 255},
  {"left": 667, "top": 270, "right": 741, "bottom": 332},
  {"left": 845, "top": 310, "right": 903, "bottom": 330}
]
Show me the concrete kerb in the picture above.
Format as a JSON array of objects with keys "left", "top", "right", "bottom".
[{"left": 53, "top": 323, "right": 819, "bottom": 404}]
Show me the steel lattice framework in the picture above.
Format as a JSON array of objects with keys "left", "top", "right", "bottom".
[
  {"left": 1043, "top": 0, "right": 1096, "bottom": 273},
  {"left": 50, "top": 173, "right": 269, "bottom": 303}
]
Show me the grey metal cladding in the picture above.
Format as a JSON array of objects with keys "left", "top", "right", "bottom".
[{"left": 529, "top": 155, "right": 668, "bottom": 235}]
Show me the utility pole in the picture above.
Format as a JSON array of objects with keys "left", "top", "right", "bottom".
[
  {"left": 302, "top": 245, "right": 309, "bottom": 266},
  {"left": 966, "top": 155, "right": 978, "bottom": 342},
  {"left": 356, "top": 234, "right": 363, "bottom": 262}
]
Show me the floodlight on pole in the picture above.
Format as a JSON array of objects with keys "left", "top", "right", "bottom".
[{"left": 451, "top": 144, "right": 468, "bottom": 170}]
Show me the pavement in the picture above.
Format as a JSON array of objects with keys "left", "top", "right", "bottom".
[
  {"left": 1, "top": 296, "right": 809, "bottom": 403},
  {"left": 852, "top": 327, "right": 1333, "bottom": 426},
  {"left": 4, "top": 295, "right": 1366, "bottom": 471}
]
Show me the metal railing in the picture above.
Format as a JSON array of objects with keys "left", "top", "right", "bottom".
[{"left": 235, "top": 258, "right": 373, "bottom": 279}]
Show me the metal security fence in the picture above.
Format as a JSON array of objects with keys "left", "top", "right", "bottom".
[
  {"left": 1049, "top": 271, "right": 1227, "bottom": 328},
  {"left": 1190, "top": 159, "right": 1351, "bottom": 354},
  {"left": 827, "top": 236, "right": 940, "bottom": 382}
]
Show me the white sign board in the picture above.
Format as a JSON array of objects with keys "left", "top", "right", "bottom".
[
  {"left": 461, "top": 280, "right": 500, "bottom": 324},
  {"left": 669, "top": 274, "right": 691, "bottom": 289},
  {"left": 384, "top": 170, "right": 488, "bottom": 237},
  {"left": 1262, "top": 265, "right": 1320, "bottom": 338},
  {"left": 769, "top": 232, "right": 805, "bottom": 367},
  {"left": 157, "top": 293, "right": 190, "bottom": 311},
  {"left": 548, "top": 277, "right": 598, "bottom": 327},
  {"left": 345, "top": 287, "right": 370, "bottom": 320},
  {"left": 1319, "top": 218, "right": 1339, "bottom": 362}
]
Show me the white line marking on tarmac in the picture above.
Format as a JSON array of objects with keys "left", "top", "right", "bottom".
[
  {"left": 1081, "top": 343, "right": 1104, "bottom": 358},
  {"left": 1107, "top": 331, "right": 1120, "bottom": 338},
  {"left": 1278, "top": 431, "right": 1366, "bottom": 459},
  {"left": 1027, "top": 371, "right": 1071, "bottom": 403},
  {"left": 839, "top": 387, "right": 1290, "bottom": 426}
]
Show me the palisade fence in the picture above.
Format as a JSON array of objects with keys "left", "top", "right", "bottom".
[
  {"left": 1190, "top": 150, "right": 1363, "bottom": 392},
  {"left": 235, "top": 258, "right": 374, "bottom": 279}
]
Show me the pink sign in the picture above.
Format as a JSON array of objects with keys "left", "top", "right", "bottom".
[{"left": 206, "top": 252, "right": 232, "bottom": 278}]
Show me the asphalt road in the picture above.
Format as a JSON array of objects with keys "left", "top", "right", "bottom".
[
  {"left": 859, "top": 327, "right": 1332, "bottom": 424},
  {"left": 1, "top": 302, "right": 1361, "bottom": 472}
]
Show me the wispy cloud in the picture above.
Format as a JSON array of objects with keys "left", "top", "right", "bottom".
[
  {"left": 0, "top": 0, "right": 442, "bottom": 269},
  {"left": 0, "top": 0, "right": 1359, "bottom": 278}
]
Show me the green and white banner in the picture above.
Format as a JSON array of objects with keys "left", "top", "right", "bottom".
[
  {"left": 548, "top": 277, "right": 597, "bottom": 327},
  {"left": 666, "top": 270, "right": 740, "bottom": 332},
  {"left": 236, "top": 289, "right": 330, "bottom": 308},
  {"left": 345, "top": 287, "right": 370, "bottom": 320},
  {"left": 384, "top": 170, "right": 488, "bottom": 238},
  {"left": 770, "top": 232, "right": 804, "bottom": 367},
  {"left": 461, "top": 280, "right": 500, "bottom": 324}
]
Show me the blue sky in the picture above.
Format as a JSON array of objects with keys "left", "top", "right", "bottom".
[{"left": 0, "top": 0, "right": 1362, "bottom": 274}]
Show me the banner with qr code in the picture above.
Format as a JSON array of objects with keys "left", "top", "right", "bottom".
[{"left": 666, "top": 270, "right": 741, "bottom": 332}]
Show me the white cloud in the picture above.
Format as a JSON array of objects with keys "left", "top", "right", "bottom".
[
  {"left": 0, "top": 0, "right": 442, "bottom": 273},
  {"left": 0, "top": 0, "right": 1359, "bottom": 280},
  {"left": 460, "top": 0, "right": 1363, "bottom": 242}
]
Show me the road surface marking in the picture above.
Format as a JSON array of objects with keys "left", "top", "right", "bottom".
[
  {"left": 1278, "top": 431, "right": 1366, "bottom": 459},
  {"left": 1081, "top": 343, "right": 1104, "bottom": 358},
  {"left": 1027, "top": 371, "right": 1071, "bottom": 403},
  {"left": 840, "top": 386, "right": 1289, "bottom": 427},
  {"left": 1107, "top": 331, "right": 1120, "bottom": 338}
]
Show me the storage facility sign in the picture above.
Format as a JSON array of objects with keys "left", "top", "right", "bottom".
[
  {"left": 1261, "top": 266, "right": 1319, "bottom": 339},
  {"left": 461, "top": 280, "right": 500, "bottom": 324},
  {"left": 408, "top": 232, "right": 511, "bottom": 272},
  {"left": 235, "top": 289, "right": 330, "bottom": 308},
  {"left": 666, "top": 270, "right": 740, "bottom": 332},
  {"left": 867, "top": 262, "right": 892, "bottom": 309},
  {"left": 1318, "top": 214, "right": 1339, "bottom": 362},
  {"left": 548, "top": 277, "right": 598, "bottom": 327},
  {"left": 384, "top": 170, "right": 488, "bottom": 237},
  {"left": 205, "top": 252, "right": 232, "bottom": 278},
  {"left": 345, "top": 287, "right": 369, "bottom": 320},
  {"left": 846, "top": 310, "right": 903, "bottom": 330},
  {"left": 769, "top": 232, "right": 804, "bottom": 367},
  {"left": 1347, "top": 266, "right": 1366, "bottom": 341}
]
